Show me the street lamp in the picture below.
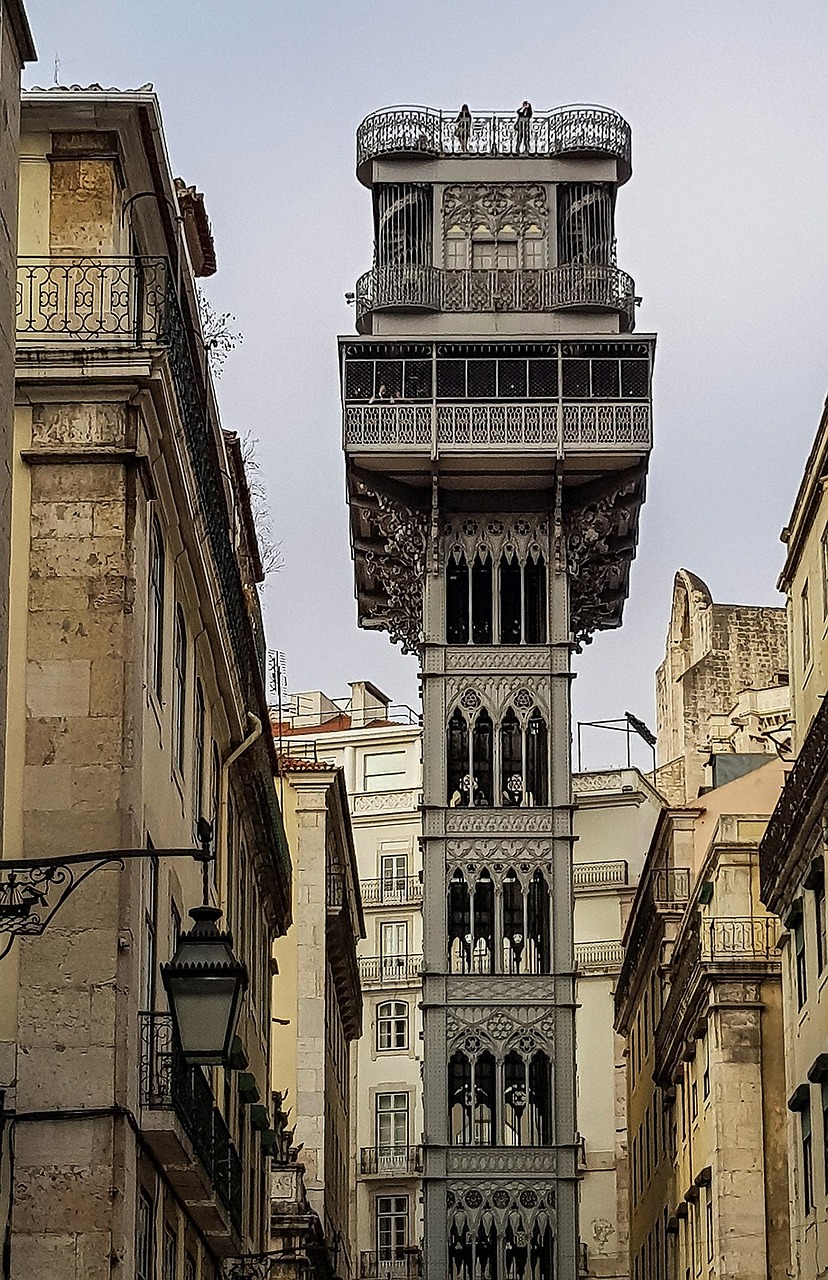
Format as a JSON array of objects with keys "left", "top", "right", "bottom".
[{"left": 161, "top": 903, "right": 248, "bottom": 1066}]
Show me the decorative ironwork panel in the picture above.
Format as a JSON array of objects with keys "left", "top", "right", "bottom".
[{"left": 16, "top": 256, "right": 167, "bottom": 343}]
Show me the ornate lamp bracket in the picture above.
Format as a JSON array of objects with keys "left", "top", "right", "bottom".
[{"left": 0, "top": 827, "right": 214, "bottom": 962}]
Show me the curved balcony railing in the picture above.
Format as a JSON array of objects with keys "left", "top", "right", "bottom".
[
  {"left": 355, "top": 264, "right": 636, "bottom": 332},
  {"left": 356, "top": 104, "right": 632, "bottom": 184}
]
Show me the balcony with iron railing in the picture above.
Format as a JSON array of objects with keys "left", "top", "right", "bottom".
[
  {"left": 355, "top": 104, "right": 632, "bottom": 185},
  {"left": 139, "top": 1011, "right": 243, "bottom": 1238},
  {"left": 354, "top": 263, "right": 636, "bottom": 333},
  {"left": 359, "top": 1145, "right": 423, "bottom": 1176},
  {"left": 360, "top": 1250, "right": 423, "bottom": 1279},
  {"left": 360, "top": 876, "right": 423, "bottom": 907},
  {"left": 358, "top": 954, "right": 423, "bottom": 986}
]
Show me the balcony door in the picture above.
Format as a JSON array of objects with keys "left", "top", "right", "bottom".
[
  {"left": 381, "top": 921, "right": 408, "bottom": 980},
  {"left": 381, "top": 852, "right": 408, "bottom": 901},
  {"left": 376, "top": 1195, "right": 409, "bottom": 1265},
  {"left": 376, "top": 1092, "right": 409, "bottom": 1168}
]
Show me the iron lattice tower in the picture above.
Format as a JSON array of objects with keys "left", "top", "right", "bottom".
[{"left": 340, "top": 103, "right": 654, "bottom": 1280}]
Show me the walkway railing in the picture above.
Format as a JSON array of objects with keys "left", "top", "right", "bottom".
[
  {"left": 573, "top": 860, "right": 629, "bottom": 890},
  {"left": 355, "top": 264, "right": 636, "bottom": 330},
  {"left": 361, "top": 876, "right": 423, "bottom": 906},
  {"left": 575, "top": 940, "right": 624, "bottom": 971},
  {"left": 360, "top": 1145, "right": 423, "bottom": 1175},
  {"left": 356, "top": 104, "right": 632, "bottom": 180},
  {"left": 140, "top": 1012, "right": 243, "bottom": 1233},
  {"left": 358, "top": 954, "right": 423, "bottom": 986}
]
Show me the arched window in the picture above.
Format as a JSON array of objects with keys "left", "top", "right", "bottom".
[
  {"left": 377, "top": 1001, "right": 409, "bottom": 1051},
  {"left": 472, "top": 709, "right": 493, "bottom": 805},
  {"left": 447, "top": 709, "right": 470, "bottom": 806},
  {"left": 526, "top": 708, "right": 548, "bottom": 806},
  {"left": 474, "top": 1051, "right": 496, "bottom": 1145},
  {"left": 528, "top": 1051, "right": 554, "bottom": 1146},
  {"left": 499, "top": 552, "right": 522, "bottom": 643},
  {"left": 500, "top": 709, "right": 523, "bottom": 805},
  {"left": 471, "top": 872, "right": 495, "bottom": 974},
  {"left": 471, "top": 552, "right": 492, "bottom": 644},
  {"left": 446, "top": 552, "right": 470, "bottom": 644},
  {"left": 448, "top": 872, "right": 471, "bottom": 974},
  {"left": 526, "top": 871, "right": 551, "bottom": 974},
  {"left": 172, "top": 606, "right": 187, "bottom": 775},
  {"left": 502, "top": 869, "right": 525, "bottom": 974},
  {"left": 449, "top": 1051, "right": 472, "bottom": 1145},
  {"left": 148, "top": 517, "right": 165, "bottom": 699},
  {"left": 524, "top": 552, "right": 547, "bottom": 643}
]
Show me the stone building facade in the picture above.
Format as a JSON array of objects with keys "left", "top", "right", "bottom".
[
  {"left": 341, "top": 102, "right": 655, "bottom": 1280},
  {"left": 761, "top": 394, "right": 828, "bottom": 1280},
  {"left": 0, "top": 87, "right": 292, "bottom": 1278},
  {"left": 655, "top": 569, "right": 788, "bottom": 803},
  {"left": 272, "top": 758, "right": 364, "bottom": 1280},
  {"left": 615, "top": 762, "right": 790, "bottom": 1280},
  {"left": 0, "top": 0, "right": 34, "bottom": 849},
  {"left": 274, "top": 682, "right": 424, "bottom": 1280}
]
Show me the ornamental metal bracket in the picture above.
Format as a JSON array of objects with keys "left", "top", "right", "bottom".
[{"left": 0, "top": 828, "right": 213, "bottom": 962}]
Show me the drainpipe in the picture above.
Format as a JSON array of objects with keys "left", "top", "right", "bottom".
[{"left": 218, "top": 712, "right": 262, "bottom": 884}]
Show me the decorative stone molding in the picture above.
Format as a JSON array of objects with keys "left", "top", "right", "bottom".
[
  {"left": 565, "top": 472, "right": 645, "bottom": 647},
  {"left": 445, "top": 672, "right": 550, "bottom": 721},
  {"left": 352, "top": 480, "right": 428, "bottom": 654},
  {"left": 446, "top": 1004, "right": 556, "bottom": 1055},
  {"left": 442, "top": 183, "right": 548, "bottom": 238},
  {"left": 445, "top": 810, "right": 555, "bottom": 835},
  {"left": 447, "top": 975, "right": 564, "bottom": 1003},
  {"left": 441, "top": 513, "right": 550, "bottom": 571},
  {"left": 446, "top": 1178, "right": 558, "bottom": 1225},
  {"left": 352, "top": 788, "right": 421, "bottom": 815},
  {"left": 444, "top": 647, "right": 552, "bottom": 673}
]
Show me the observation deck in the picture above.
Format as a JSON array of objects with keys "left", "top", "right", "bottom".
[{"left": 356, "top": 104, "right": 632, "bottom": 186}]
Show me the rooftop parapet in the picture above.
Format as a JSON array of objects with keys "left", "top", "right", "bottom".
[{"left": 356, "top": 103, "right": 632, "bottom": 186}]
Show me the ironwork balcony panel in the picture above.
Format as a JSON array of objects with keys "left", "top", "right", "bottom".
[
  {"left": 360, "top": 876, "right": 423, "bottom": 906},
  {"left": 344, "top": 401, "right": 651, "bottom": 455},
  {"left": 358, "top": 954, "right": 423, "bottom": 986},
  {"left": 140, "top": 1011, "right": 243, "bottom": 1235},
  {"left": 760, "top": 693, "right": 828, "bottom": 909},
  {"left": 355, "top": 264, "right": 636, "bottom": 332},
  {"left": 17, "top": 256, "right": 168, "bottom": 344},
  {"left": 652, "top": 868, "right": 691, "bottom": 908},
  {"left": 700, "top": 916, "right": 781, "bottom": 962},
  {"left": 360, "top": 1251, "right": 422, "bottom": 1279},
  {"left": 360, "top": 1144, "right": 423, "bottom": 1175},
  {"left": 356, "top": 104, "right": 632, "bottom": 184}
]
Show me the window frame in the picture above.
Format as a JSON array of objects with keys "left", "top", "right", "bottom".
[
  {"left": 377, "top": 999, "right": 409, "bottom": 1052},
  {"left": 172, "top": 605, "right": 187, "bottom": 777},
  {"left": 136, "top": 1189, "right": 155, "bottom": 1280},
  {"left": 148, "top": 517, "right": 165, "bottom": 702},
  {"left": 193, "top": 678, "right": 205, "bottom": 831}
]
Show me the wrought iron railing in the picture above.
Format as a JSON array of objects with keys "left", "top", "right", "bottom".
[
  {"left": 358, "top": 954, "right": 423, "bottom": 986},
  {"left": 573, "top": 860, "right": 629, "bottom": 890},
  {"left": 761, "top": 694, "right": 828, "bottom": 908},
  {"left": 16, "top": 256, "right": 167, "bottom": 343},
  {"left": 575, "top": 940, "right": 624, "bottom": 971},
  {"left": 16, "top": 256, "right": 292, "bottom": 903},
  {"left": 355, "top": 264, "right": 636, "bottom": 329},
  {"left": 360, "top": 1251, "right": 423, "bottom": 1279},
  {"left": 360, "top": 876, "right": 423, "bottom": 906},
  {"left": 344, "top": 401, "right": 651, "bottom": 453},
  {"left": 356, "top": 104, "right": 632, "bottom": 179},
  {"left": 360, "top": 1145, "right": 423, "bottom": 1175},
  {"left": 140, "top": 1012, "right": 243, "bottom": 1233},
  {"left": 699, "top": 916, "right": 781, "bottom": 962}
]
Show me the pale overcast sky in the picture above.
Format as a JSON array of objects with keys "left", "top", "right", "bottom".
[{"left": 23, "top": 1, "right": 828, "bottom": 769}]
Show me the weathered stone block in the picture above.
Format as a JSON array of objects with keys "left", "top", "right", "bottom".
[
  {"left": 89, "top": 659, "right": 125, "bottom": 717},
  {"left": 27, "top": 660, "right": 90, "bottom": 717},
  {"left": 31, "top": 463, "right": 124, "bottom": 503}
]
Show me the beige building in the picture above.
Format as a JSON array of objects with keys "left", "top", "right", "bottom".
[
  {"left": 616, "top": 763, "right": 789, "bottom": 1280},
  {"left": 1, "top": 86, "right": 292, "bottom": 1277},
  {"left": 761, "top": 395, "right": 828, "bottom": 1280},
  {"left": 655, "top": 569, "right": 788, "bottom": 804},
  {"left": 272, "top": 757, "right": 364, "bottom": 1280},
  {"left": 275, "top": 683, "right": 424, "bottom": 1280},
  {"left": 572, "top": 768, "right": 663, "bottom": 1279},
  {"left": 0, "top": 0, "right": 34, "bottom": 846}
]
